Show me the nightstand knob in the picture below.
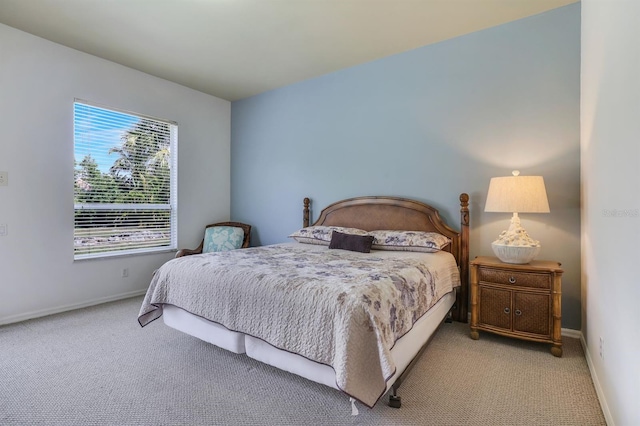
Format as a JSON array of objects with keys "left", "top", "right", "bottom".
[
  {"left": 504, "top": 307, "right": 510, "bottom": 314},
  {"left": 509, "top": 276, "right": 516, "bottom": 284},
  {"left": 515, "top": 309, "right": 522, "bottom": 316}
]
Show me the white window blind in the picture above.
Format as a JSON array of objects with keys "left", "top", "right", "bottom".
[{"left": 73, "top": 100, "right": 177, "bottom": 259}]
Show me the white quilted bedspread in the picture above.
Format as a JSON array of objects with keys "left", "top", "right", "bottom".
[{"left": 138, "top": 243, "right": 459, "bottom": 407}]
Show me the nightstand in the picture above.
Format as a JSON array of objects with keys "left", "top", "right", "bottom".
[{"left": 469, "top": 256, "right": 563, "bottom": 357}]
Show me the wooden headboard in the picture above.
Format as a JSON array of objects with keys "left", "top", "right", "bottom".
[{"left": 302, "top": 194, "right": 470, "bottom": 323}]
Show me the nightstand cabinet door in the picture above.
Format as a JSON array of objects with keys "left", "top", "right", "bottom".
[
  {"left": 479, "top": 286, "right": 511, "bottom": 330},
  {"left": 513, "top": 292, "right": 550, "bottom": 336}
]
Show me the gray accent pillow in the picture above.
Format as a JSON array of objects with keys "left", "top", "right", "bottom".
[
  {"left": 329, "top": 231, "right": 374, "bottom": 253},
  {"left": 289, "top": 226, "right": 368, "bottom": 245}
]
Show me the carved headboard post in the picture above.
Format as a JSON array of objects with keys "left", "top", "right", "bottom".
[
  {"left": 303, "top": 198, "right": 310, "bottom": 228},
  {"left": 457, "top": 193, "right": 470, "bottom": 323}
]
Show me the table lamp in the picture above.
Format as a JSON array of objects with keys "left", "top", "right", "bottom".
[{"left": 484, "top": 170, "right": 550, "bottom": 264}]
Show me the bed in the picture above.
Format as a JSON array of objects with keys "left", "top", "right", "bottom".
[{"left": 138, "top": 194, "right": 470, "bottom": 411}]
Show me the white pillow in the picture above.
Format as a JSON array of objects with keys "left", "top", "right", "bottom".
[{"left": 369, "top": 230, "right": 450, "bottom": 253}]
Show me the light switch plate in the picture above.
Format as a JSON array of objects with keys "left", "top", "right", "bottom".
[
  {"left": 0, "top": 224, "right": 7, "bottom": 236},
  {"left": 0, "top": 171, "right": 7, "bottom": 186}
]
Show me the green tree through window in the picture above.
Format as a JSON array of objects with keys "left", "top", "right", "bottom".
[{"left": 73, "top": 101, "right": 177, "bottom": 259}]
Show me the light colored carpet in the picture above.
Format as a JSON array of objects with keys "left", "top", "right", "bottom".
[{"left": 0, "top": 297, "right": 606, "bottom": 425}]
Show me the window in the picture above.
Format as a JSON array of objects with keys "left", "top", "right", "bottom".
[{"left": 73, "top": 100, "right": 177, "bottom": 259}]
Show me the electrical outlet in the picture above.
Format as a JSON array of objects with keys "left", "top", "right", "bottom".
[
  {"left": 599, "top": 337, "right": 604, "bottom": 359},
  {"left": 121, "top": 268, "right": 129, "bottom": 278},
  {"left": 0, "top": 224, "right": 7, "bottom": 237},
  {"left": 0, "top": 171, "right": 7, "bottom": 186}
]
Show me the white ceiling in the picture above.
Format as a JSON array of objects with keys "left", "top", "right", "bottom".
[{"left": 0, "top": 0, "right": 577, "bottom": 101}]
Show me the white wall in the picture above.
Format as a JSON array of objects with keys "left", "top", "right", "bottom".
[
  {"left": 0, "top": 24, "right": 231, "bottom": 324},
  {"left": 581, "top": 0, "right": 640, "bottom": 424}
]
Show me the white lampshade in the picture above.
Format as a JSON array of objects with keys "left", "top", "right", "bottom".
[
  {"left": 485, "top": 170, "right": 550, "bottom": 264},
  {"left": 485, "top": 173, "right": 550, "bottom": 213}
]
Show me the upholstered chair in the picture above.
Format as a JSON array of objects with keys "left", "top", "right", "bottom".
[{"left": 175, "top": 221, "right": 251, "bottom": 258}]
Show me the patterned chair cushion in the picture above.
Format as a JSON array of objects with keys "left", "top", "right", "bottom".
[{"left": 203, "top": 226, "right": 245, "bottom": 253}]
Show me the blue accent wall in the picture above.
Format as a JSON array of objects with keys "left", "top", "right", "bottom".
[{"left": 231, "top": 4, "right": 581, "bottom": 328}]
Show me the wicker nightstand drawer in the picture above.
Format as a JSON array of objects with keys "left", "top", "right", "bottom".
[{"left": 479, "top": 268, "right": 551, "bottom": 289}]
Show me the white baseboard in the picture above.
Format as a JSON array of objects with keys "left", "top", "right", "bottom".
[
  {"left": 561, "top": 327, "right": 582, "bottom": 338},
  {"left": 578, "top": 332, "right": 614, "bottom": 426},
  {"left": 0, "top": 289, "right": 147, "bottom": 326}
]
